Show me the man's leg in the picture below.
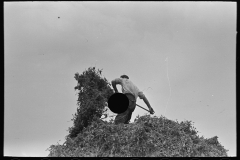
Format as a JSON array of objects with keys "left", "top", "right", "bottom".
[
  {"left": 114, "top": 93, "right": 136, "bottom": 125},
  {"left": 125, "top": 93, "right": 136, "bottom": 124},
  {"left": 125, "top": 93, "right": 136, "bottom": 112},
  {"left": 125, "top": 110, "right": 133, "bottom": 124},
  {"left": 114, "top": 109, "right": 129, "bottom": 125}
]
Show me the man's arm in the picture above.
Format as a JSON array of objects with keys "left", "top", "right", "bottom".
[
  {"left": 142, "top": 96, "right": 151, "bottom": 109},
  {"left": 111, "top": 80, "right": 119, "bottom": 93},
  {"left": 139, "top": 92, "right": 155, "bottom": 114}
]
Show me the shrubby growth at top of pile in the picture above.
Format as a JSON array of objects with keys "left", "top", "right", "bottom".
[{"left": 67, "top": 67, "right": 113, "bottom": 139}]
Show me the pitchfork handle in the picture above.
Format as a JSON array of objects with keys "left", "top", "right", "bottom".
[{"left": 136, "top": 104, "right": 150, "bottom": 113}]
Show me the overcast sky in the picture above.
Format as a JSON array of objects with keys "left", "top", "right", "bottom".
[{"left": 4, "top": 2, "right": 236, "bottom": 157}]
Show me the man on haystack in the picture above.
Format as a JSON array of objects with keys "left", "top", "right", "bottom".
[{"left": 111, "top": 75, "right": 155, "bottom": 124}]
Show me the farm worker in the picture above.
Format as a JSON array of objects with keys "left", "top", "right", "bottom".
[{"left": 111, "top": 75, "right": 155, "bottom": 124}]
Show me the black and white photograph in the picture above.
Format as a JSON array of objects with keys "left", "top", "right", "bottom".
[{"left": 4, "top": 2, "right": 236, "bottom": 157}]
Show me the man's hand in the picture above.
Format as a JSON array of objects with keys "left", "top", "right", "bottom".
[{"left": 149, "top": 107, "right": 155, "bottom": 114}]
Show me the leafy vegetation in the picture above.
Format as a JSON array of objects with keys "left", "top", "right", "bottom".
[
  {"left": 46, "top": 67, "right": 228, "bottom": 157},
  {"left": 67, "top": 67, "right": 113, "bottom": 139}
]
